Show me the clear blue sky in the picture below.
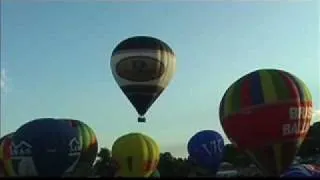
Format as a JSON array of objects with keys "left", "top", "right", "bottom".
[{"left": 1, "top": 1, "right": 319, "bottom": 158}]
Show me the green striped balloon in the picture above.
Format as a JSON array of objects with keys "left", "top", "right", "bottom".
[
  {"left": 220, "top": 69, "right": 312, "bottom": 120},
  {"left": 64, "top": 120, "right": 98, "bottom": 167}
]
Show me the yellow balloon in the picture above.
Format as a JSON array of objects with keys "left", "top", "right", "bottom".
[{"left": 111, "top": 133, "right": 160, "bottom": 177}]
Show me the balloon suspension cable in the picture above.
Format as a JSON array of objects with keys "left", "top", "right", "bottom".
[{"left": 138, "top": 116, "right": 146, "bottom": 123}]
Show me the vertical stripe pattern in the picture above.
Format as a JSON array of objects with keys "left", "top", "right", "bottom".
[
  {"left": 63, "top": 119, "right": 98, "bottom": 166},
  {"left": 111, "top": 133, "right": 160, "bottom": 177},
  {"left": 219, "top": 69, "right": 313, "bottom": 176},
  {"left": 220, "top": 69, "right": 312, "bottom": 120}
]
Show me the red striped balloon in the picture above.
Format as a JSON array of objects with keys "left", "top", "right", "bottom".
[{"left": 219, "top": 69, "right": 313, "bottom": 176}]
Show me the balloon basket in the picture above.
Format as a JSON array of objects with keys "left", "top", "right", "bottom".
[{"left": 138, "top": 117, "right": 146, "bottom": 123}]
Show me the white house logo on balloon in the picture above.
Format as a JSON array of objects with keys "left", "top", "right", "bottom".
[
  {"left": 10, "top": 141, "right": 38, "bottom": 176},
  {"left": 63, "top": 137, "right": 82, "bottom": 175},
  {"left": 10, "top": 141, "right": 32, "bottom": 158},
  {"left": 68, "top": 137, "right": 81, "bottom": 156}
]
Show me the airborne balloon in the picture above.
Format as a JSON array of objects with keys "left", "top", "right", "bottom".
[
  {"left": 110, "top": 36, "right": 176, "bottom": 123},
  {"left": 111, "top": 132, "right": 160, "bottom": 177},
  {"left": 219, "top": 69, "right": 313, "bottom": 176}
]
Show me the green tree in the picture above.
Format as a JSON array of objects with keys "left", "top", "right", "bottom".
[
  {"left": 298, "top": 122, "right": 320, "bottom": 158},
  {"left": 158, "top": 152, "right": 176, "bottom": 177},
  {"left": 90, "top": 124, "right": 320, "bottom": 177},
  {"left": 223, "top": 144, "right": 251, "bottom": 168},
  {"left": 93, "top": 147, "right": 116, "bottom": 177}
]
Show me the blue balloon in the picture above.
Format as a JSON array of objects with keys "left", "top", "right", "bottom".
[
  {"left": 187, "top": 130, "right": 224, "bottom": 173},
  {"left": 11, "top": 118, "right": 82, "bottom": 177},
  {"left": 281, "top": 164, "right": 320, "bottom": 177}
]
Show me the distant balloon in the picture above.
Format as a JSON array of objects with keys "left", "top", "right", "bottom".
[
  {"left": 11, "top": 118, "right": 82, "bottom": 177},
  {"left": 187, "top": 130, "right": 224, "bottom": 174},
  {"left": 112, "top": 133, "right": 160, "bottom": 177},
  {"left": 62, "top": 119, "right": 98, "bottom": 172},
  {"left": 281, "top": 164, "right": 320, "bottom": 177},
  {"left": 219, "top": 69, "right": 313, "bottom": 176},
  {"left": 110, "top": 36, "right": 176, "bottom": 123}
]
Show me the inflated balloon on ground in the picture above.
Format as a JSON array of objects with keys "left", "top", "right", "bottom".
[
  {"left": 11, "top": 118, "right": 82, "bottom": 177},
  {"left": 111, "top": 132, "right": 160, "bottom": 177},
  {"left": 219, "top": 69, "right": 313, "bottom": 176},
  {"left": 62, "top": 119, "right": 98, "bottom": 177},
  {"left": 187, "top": 130, "right": 224, "bottom": 174},
  {"left": 0, "top": 133, "right": 15, "bottom": 177}
]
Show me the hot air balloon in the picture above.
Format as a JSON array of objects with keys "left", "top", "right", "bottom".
[
  {"left": 0, "top": 133, "right": 15, "bottom": 177},
  {"left": 0, "top": 134, "right": 8, "bottom": 177},
  {"left": 110, "top": 36, "right": 176, "bottom": 123},
  {"left": 10, "top": 118, "right": 82, "bottom": 177},
  {"left": 62, "top": 119, "right": 98, "bottom": 177},
  {"left": 281, "top": 164, "right": 320, "bottom": 177},
  {"left": 219, "top": 69, "right": 313, "bottom": 176},
  {"left": 111, "top": 132, "right": 160, "bottom": 177},
  {"left": 187, "top": 130, "right": 224, "bottom": 175},
  {"left": 149, "top": 169, "right": 160, "bottom": 178},
  {"left": 0, "top": 133, "right": 12, "bottom": 177}
]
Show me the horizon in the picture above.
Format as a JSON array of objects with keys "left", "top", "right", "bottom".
[{"left": 1, "top": 1, "right": 319, "bottom": 158}]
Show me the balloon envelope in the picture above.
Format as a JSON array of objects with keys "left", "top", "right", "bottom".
[
  {"left": 0, "top": 133, "right": 14, "bottom": 177},
  {"left": 110, "top": 36, "right": 176, "bottom": 122},
  {"left": 111, "top": 132, "right": 160, "bottom": 177},
  {"left": 219, "top": 69, "right": 313, "bottom": 176},
  {"left": 187, "top": 130, "right": 224, "bottom": 174},
  {"left": 281, "top": 164, "right": 320, "bottom": 177},
  {"left": 11, "top": 118, "right": 82, "bottom": 177},
  {"left": 63, "top": 120, "right": 98, "bottom": 168}
]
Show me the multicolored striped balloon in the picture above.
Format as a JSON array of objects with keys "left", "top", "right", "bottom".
[
  {"left": 63, "top": 119, "right": 98, "bottom": 173},
  {"left": 219, "top": 69, "right": 313, "bottom": 176},
  {"left": 0, "top": 133, "right": 17, "bottom": 177}
]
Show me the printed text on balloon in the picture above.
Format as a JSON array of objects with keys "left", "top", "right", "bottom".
[
  {"left": 289, "top": 107, "right": 313, "bottom": 120},
  {"left": 201, "top": 139, "right": 223, "bottom": 156},
  {"left": 282, "top": 107, "right": 312, "bottom": 136}
]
